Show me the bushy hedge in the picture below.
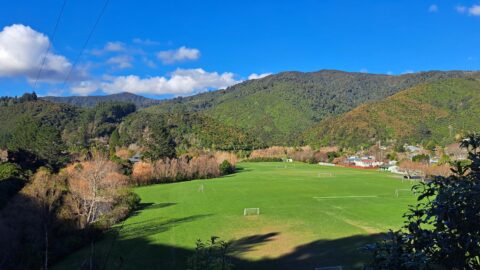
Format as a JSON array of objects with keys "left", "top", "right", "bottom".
[{"left": 246, "top": 157, "right": 284, "bottom": 162}]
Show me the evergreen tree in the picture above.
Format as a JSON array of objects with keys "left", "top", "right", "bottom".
[
  {"left": 7, "top": 116, "right": 66, "bottom": 168},
  {"left": 143, "top": 122, "right": 176, "bottom": 161}
]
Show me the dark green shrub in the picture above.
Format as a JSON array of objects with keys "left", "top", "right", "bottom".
[
  {"left": 412, "top": 154, "right": 430, "bottom": 163},
  {"left": 219, "top": 160, "right": 235, "bottom": 175},
  {"left": 188, "top": 236, "right": 233, "bottom": 270},
  {"left": 0, "top": 162, "right": 22, "bottom": 180}
]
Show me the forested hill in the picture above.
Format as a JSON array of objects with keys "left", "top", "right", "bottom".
[
  {"left": 303, "top": 78, "right": 480, "bottom": 148},
  {"left": 42, "top": 92, "right": 162, "bottom": 108},
  {"left": 146, "top": 70, "right": 480, "bottom": 145}
]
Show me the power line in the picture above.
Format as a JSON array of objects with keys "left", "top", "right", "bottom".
[
  {"left": 32, "top": 0, "right": 68, "bottom": 92},
  {"left": 60, "top": 0, "right": 111, "bottom": 90}
]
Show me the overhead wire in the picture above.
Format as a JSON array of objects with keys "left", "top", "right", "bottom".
[
  {"left": 32, "top": 0, "right": 69, "bottom": 91},
  {"left": 60, "top": 0, "right": 111, "bottom": 91}
]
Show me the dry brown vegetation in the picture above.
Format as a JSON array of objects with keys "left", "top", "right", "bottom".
[
  {"left": 399, "top": 160, "right": 451, "bottom": 179},
  {"left": 64, "top": 156, "right": 128, "bottom": 228},
  {"left": 249, "top": 146, "right": 335, "bottom": 163},
  {"left": 132, "top": 152, "right": 238, "bottom": 185}
]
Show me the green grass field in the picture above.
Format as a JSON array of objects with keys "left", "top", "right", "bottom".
[{"left": 55, "top": 162, "right": 417, "bottom": 270}]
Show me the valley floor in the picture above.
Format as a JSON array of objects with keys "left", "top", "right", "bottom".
[{"left": 54, "top": 162, "right": 416, "bottom": 270}]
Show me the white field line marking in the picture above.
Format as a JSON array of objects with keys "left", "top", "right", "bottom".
[{"left": 313, "top": 195, "right": 379, "bottom": 199}]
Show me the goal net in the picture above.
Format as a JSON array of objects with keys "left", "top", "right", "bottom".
[
  {"left": 244, "top": 208, "right": 260, "bottom": 216},
  {"left": 317, "top": 172, "right": 333, "bottom": 177},
  {"left": 395, "top": 189, "right": 415, "bottom": 198}
]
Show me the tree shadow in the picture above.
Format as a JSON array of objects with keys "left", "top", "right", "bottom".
[
  {"left": 229, "top": 232, "right": 279, "bottom": 255},
  {"left": 119, "top": 214, "right": 213, "bottom": 239},
  {"left": 137, "top": 202, "right": 177, "bottom": 211},
  {"left": 0, "top": 177, "right": 25, "bottom": 209},
  {"left": 238, "top": 233, "right": 383, "bottom": 270},
  {"left": 56, "top": 232, "right": 382, "bottom": 270},
  {"left": 234, "top": 167, "right": 252, "bottom": 173},
  {"left": 128, "top": 202, "right": 177, "bottom": 218}
]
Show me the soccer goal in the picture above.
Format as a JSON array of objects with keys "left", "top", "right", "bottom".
[
  {"left": 317, "top": 172, "right": 333, "bottom": 177},
  {"left": 244, "top": 208, "right": 260, "bottom": 216},
  {"left": 395, "top": 188, "right": 415, "bottom": 198}
]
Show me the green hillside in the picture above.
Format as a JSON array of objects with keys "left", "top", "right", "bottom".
[
  {"left": 303, "top": 78, "right": 480, "bottom": 148},
  {"left": 118, "top": 111, "right": 261, "bottom": 151},
  {"left": 0, "top": 99, "right": 80, "bottom": 148},
  {"left": 43, "top": 92, "right": 163, "bottom": 108},
  {"left": 147, "top": 70, "right": 480, "bottom": 145}
]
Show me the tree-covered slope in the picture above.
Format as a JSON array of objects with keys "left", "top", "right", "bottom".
[
  {"left": 43, "top": 92, "right": 162, "bottom": 108},
  {"left": 0, "top": 100, "right": 81, "bottom": 148},
  {"left": 118, "top": 111, "right": 261, "bottom": 152},
  {"left": 303, "top": 78, "right": 480, "bottom": 148},
  {"left": 146, "top": 70, "right": 480, "bottom": 145}
]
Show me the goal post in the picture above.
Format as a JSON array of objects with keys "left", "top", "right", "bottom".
[
  {"left": 317, "top": 172, "right": 333, "bottom": 177},
  {"left": 244, "top": 208, "right": 260, "bottom": 216}
]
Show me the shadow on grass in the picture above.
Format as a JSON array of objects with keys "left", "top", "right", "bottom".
[
  {"left": 120, "top": 214, "right": 213, "bottom": 239},
  {"left": 230, "top": 232, "right": 279, "bottom": 255},
  {"left": 65, "top": 232, "right": 382, "bottom": 270}
]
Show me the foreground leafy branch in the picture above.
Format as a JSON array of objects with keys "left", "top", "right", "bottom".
[{"left": 365, "top": 134, "right": 480, "bottom": 269}]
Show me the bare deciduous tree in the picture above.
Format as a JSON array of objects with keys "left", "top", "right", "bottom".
[{"left": 65, "top": 155, "right": 127, "bottom": 228}]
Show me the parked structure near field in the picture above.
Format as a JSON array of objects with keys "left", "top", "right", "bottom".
[
  {"left": 345, "top": 156, "right": 383, "bottom": 168},
  {"left": 128, "top": 153, "right": 142, "bottom": 163}
]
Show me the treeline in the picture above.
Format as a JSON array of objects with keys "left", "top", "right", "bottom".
[
  {"left": 0, "top": 92, "right": 38, "bottom": 107},
  {"left": 132, "top": 152, "right": 237, "bottom": 185},
  {"left": 247, "top": 146, "right": 340, "bottom": 163},
  {"left": 0, "top": 154, "right": 138, "bottom": 269}
]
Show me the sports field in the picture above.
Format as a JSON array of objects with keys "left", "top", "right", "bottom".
[{"left": 55, "top": 162, "right": 417, "bottom": 270}]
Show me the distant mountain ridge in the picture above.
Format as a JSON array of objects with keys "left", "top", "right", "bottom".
[
  {"left": 41, "top": 70, "right": 480, "bottom": 146},
  {"left": 303, "top": 77, "right": 480, "bottom": 148},
  {"left": 144, "top": 69, "right": 480, "bottom": 145},
  {"left": 42, "top": 92, "right": 163, "bottom": 108}
]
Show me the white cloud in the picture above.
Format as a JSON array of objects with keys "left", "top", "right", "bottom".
[
  {"left": 469, "top": 5, "right": 480, "bottom": 15},
  {"left": 133, "top": 38, "right": 160, "bottom": 46},
  {"left": 157, "top": 46, "right": 200, "bottom": 64},
  {"left": 91, "top": 41, "right": 126, "bottom": 55},
  {"left": 248, "top": 73, "right": 272, "bottom": 80},
  {"left": 70, "top": 81, "right": 99, "bottom": 95},
  {"left": 456, "top": 5, "right": 467, "bottom": 13},
  {"left": 71, "top": 68, "right": 240, "bottom": 96},
  {"left": 106, "top": 55, "right": 133, "bottom": 69},
  {"left": 105, "top": 41, "right": 125, "bottom": 52},
  {"left": 142, "top": 57, "right": 157, "bottom": 68},
  {"left": 456, "top": 4, "right": 480, "bottom": 16},
  {"left": 359, "top": 68, "right": 368, "bottom": 73},
  {"left": 428, "top": 4, "right": 438, "bottom": 12},
  {"left": 402, "top": 70, "right": 414, "bottom": 74},
  {"left": 0, "top": 24, "right": 73, "bottom": 82}
]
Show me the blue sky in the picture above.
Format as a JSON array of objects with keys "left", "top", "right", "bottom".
[{"left": 1, "top": 0, "right": 480, "bottom": 98}]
